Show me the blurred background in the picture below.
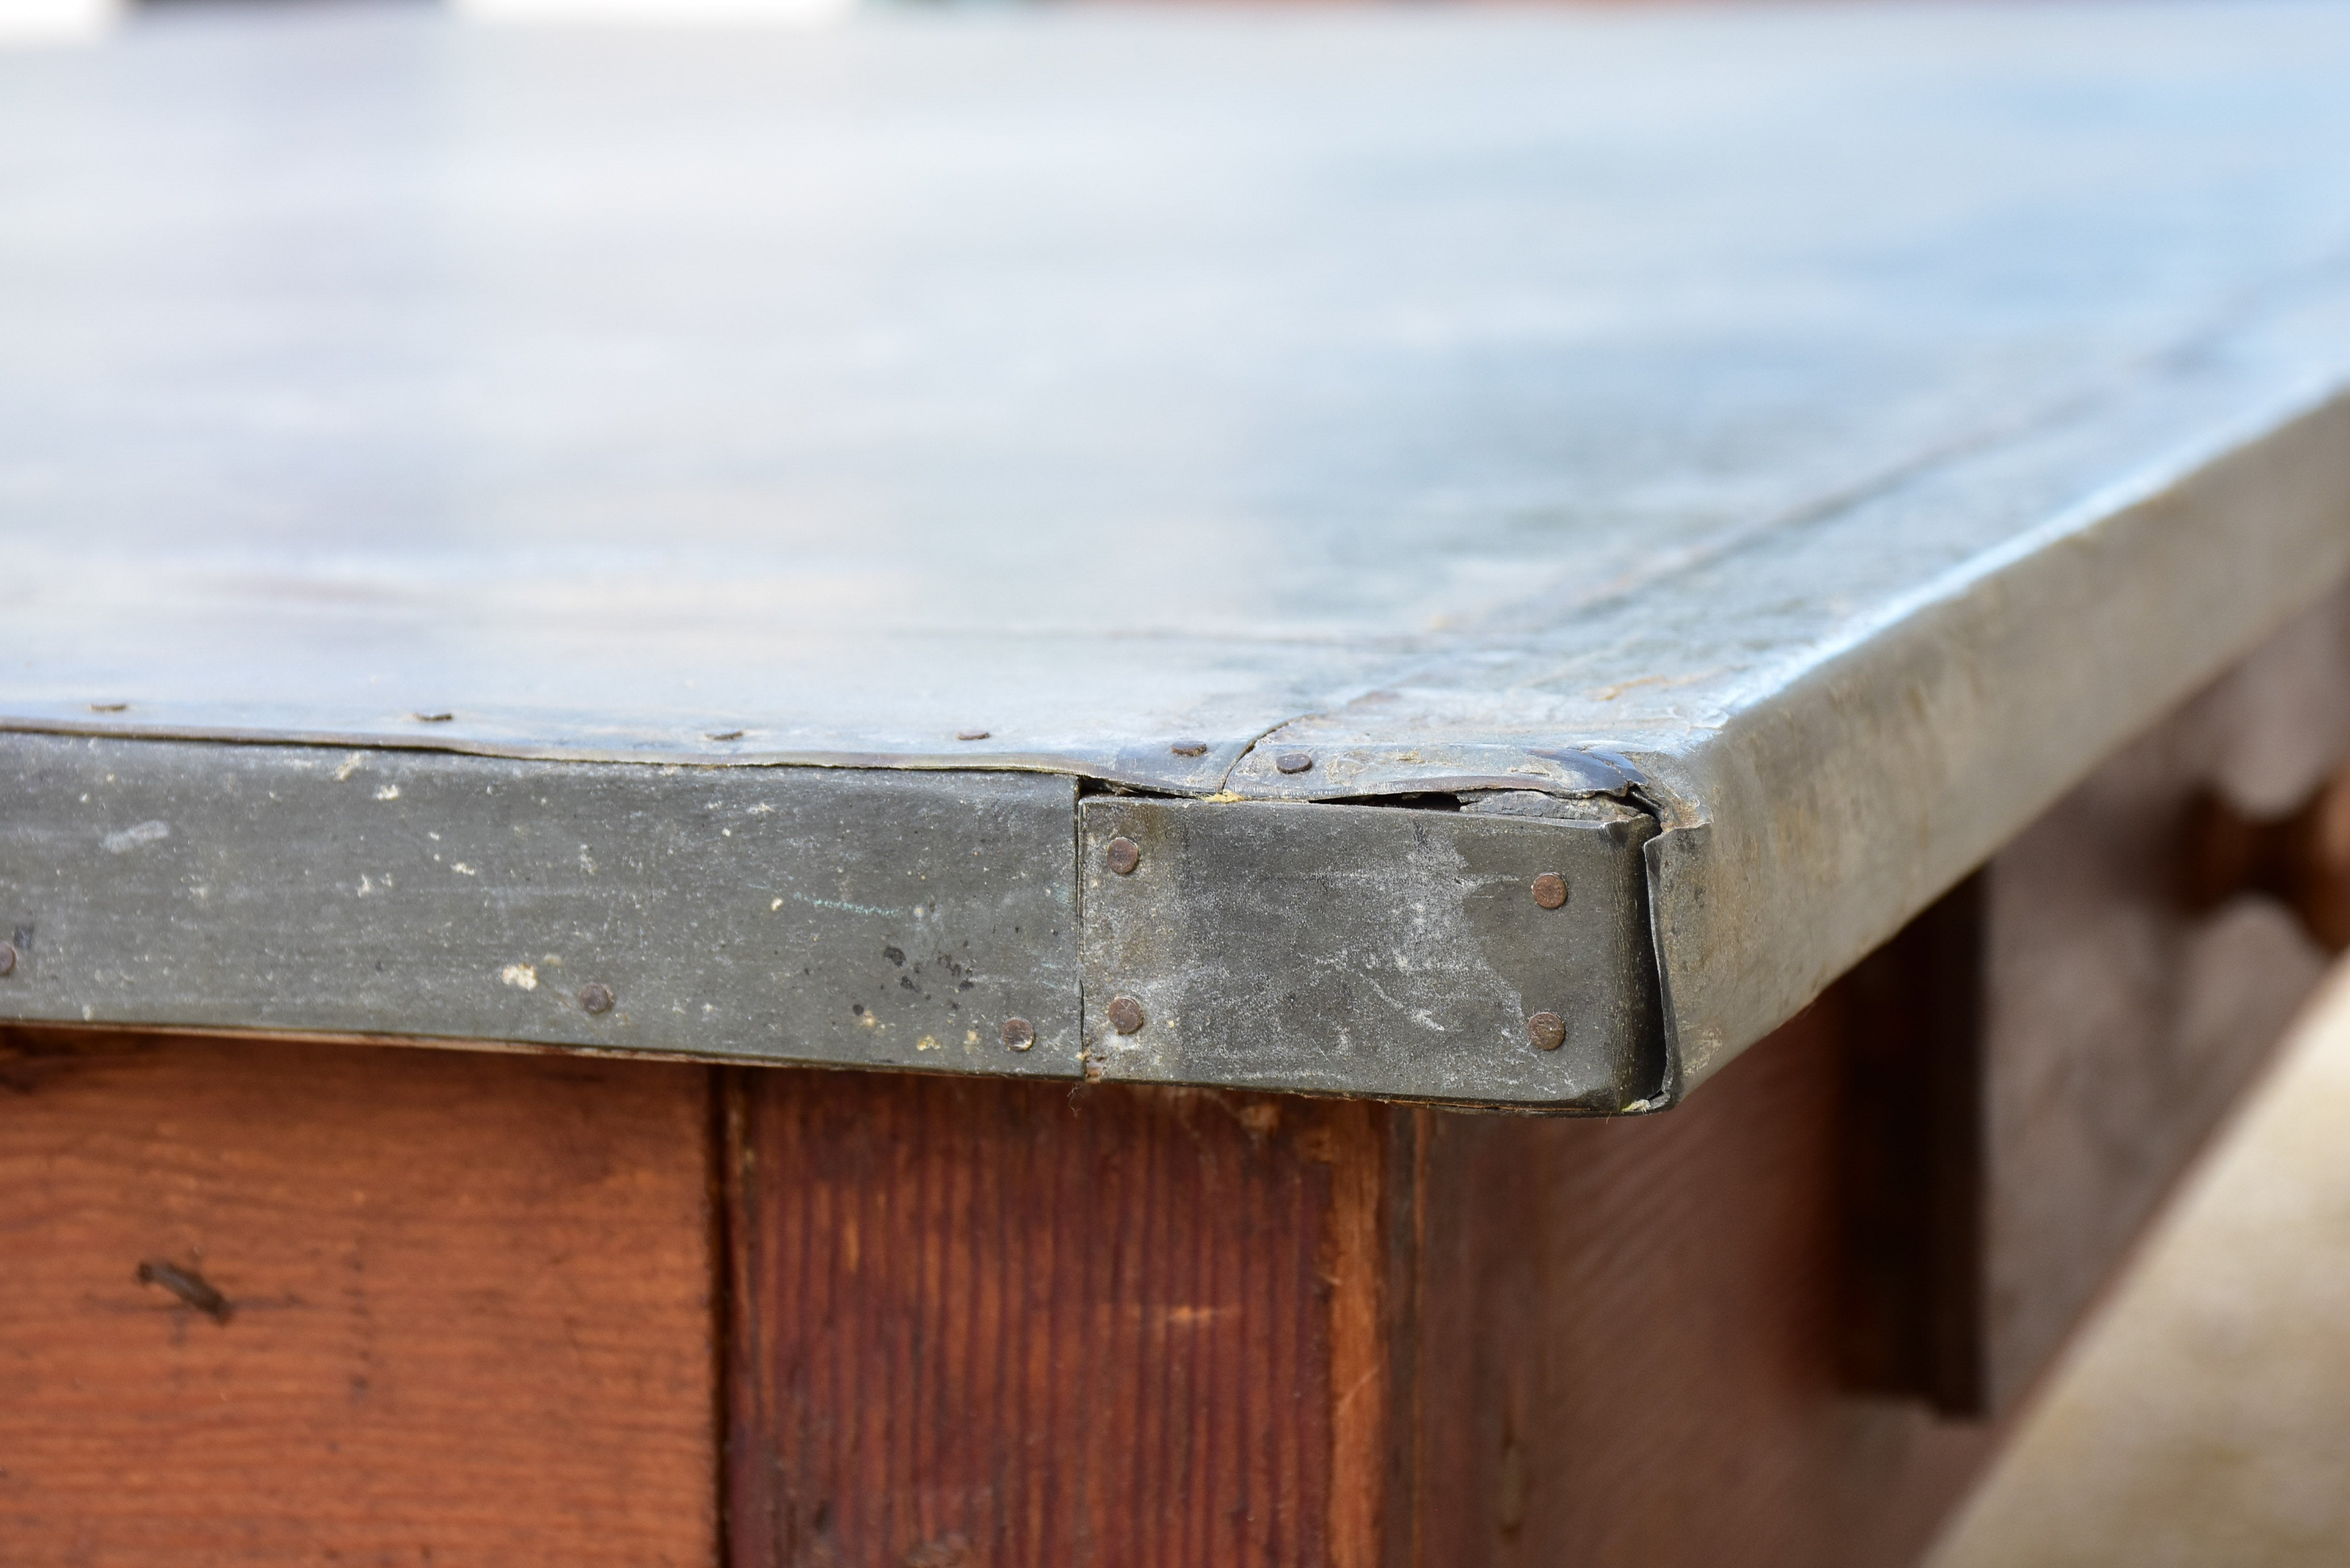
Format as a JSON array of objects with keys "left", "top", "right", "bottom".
[
  {"left": 1930, "top": 967, "right": 2350, "bottom": 1567},
  {"left": 2, "top": 0, "right": 867, "bottom": 40}
]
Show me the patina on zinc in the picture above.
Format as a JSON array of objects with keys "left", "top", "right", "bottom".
[{"left": 6, "top": 3, "right": 2350, "bottom": 1100}]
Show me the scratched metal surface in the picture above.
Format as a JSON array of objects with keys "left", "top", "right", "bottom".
[
  {"left": 1079, "top": 794, "right": 1660, "bottom": 1108},
  {"left": 6, "top": 2, "right": 2350, "bottom": 1094},
  {"left": 0, "top": 734, "right": 1082, "bottom": 1070}
]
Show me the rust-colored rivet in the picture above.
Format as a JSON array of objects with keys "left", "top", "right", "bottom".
[
  {"left": 1107, "top": 995, "right": 1145, "bottom": 1035},
  {"left": 1170, "top": 739, "right": 1209, "bottom": 758},
  {"left": 0, "top": 941, "right": 16, "bottom": 977},
  {"left": 1002, "top": 1017, "right": 1036, "bottom": 1051},
  {"left": 1105, "top": 836, "right": 1142, "bottom": 875},
  {"left": 1275, "top": 752, "right": 1314, "bottom": 775},
  {"left": 579, "top": 982, "right": 615, "bottom": 1015},
  {"left": 1528, "top": 1011, "right": 1566, "bottom": 1051},
  {"left": 955, "top": 729, "right": 991, "bottom": 741},
  {"left": 1531, "top": 873, "right": 1568, "bottom": 910}
]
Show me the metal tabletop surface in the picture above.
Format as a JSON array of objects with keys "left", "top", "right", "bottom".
[{"left": 5, "top": 0, "right": 2350, "bottom": 1106}]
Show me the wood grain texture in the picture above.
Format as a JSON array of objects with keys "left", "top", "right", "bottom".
[
  {"left": 0, "top": 1028, "right": 719, "bottom": 1567},
  {"left": 725, "top": 1069, "right": 1390, "bottom": 1568},
  {"left": 1401, "top": 1001, "right": 2001, "bottom": 1568},
  {"left": 726, "top": 1013, "right": 2001, "bottom": 1568}
]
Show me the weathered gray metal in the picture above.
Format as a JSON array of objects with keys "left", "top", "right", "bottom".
[
  {"left": 1078, "top": 793, "right": 1660, "bottom": 1108},
  {"left": 5, "top": 2, "right": 2350, "bottom": 1103},
  {"left": 0, "top": 734, "right": 1082, "bottom": 1070}
]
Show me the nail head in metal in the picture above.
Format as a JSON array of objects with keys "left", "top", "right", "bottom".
[
  {"left": 1001, "top": 1017, "right": 1036, "bottom": 1051},
  {"left": 579, "top": 982, "right": 616, "bottom": 1015},
  {"left": 1107, "top": 994, "right": 1145, "bottom": 1035},
  {"left": 1528, "top": 1012, "right": 1566, "bottom": 1051},
  {"left": 1274, "top": 751, "right": 1314, "bottom": 775},
  {"left": 0, "top": 941, "right": 15, "bottom": 977},
  {"left": 1104, "top": 836, "right": 1142, "bottom": 875},
  {"left": 1531, "top": 873, "right": 1568, "bottom": 910},
  {"left": 1170, "top": 739, "right": 1209, "bottom": 757},
  {"left": 955, "top": 729, "right": 990, "bottom": 741}
]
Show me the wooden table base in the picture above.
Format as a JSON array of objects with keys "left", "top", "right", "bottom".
[{"left": 3, "top": 995, "right": 2003, "bottom": 1568}]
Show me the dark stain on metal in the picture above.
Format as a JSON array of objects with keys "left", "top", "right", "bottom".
[
  {"left": 411, "top": 711, "right": 454, "bottom": 723},
  {"left": 1531, "top": 873, "right": 1568, "bottom": 909},
  {"left": 1104, "top": 836, "right": 1142, "bottom": 875},
  {"left": 955, "top": 729, "right": 990, "bottom": 741},
  {"left": 1169, "top": 740, "right": 1209, "bottom": 757},
  {"left": 1527, "top": 1011, "right": 1566, "bottom": 1051},
  {"left": 578, "top": 982, "right": 615, "bottom": 1014},
  {"left": 87, "top": 702, "right": 128, "bottom": 713},
  {"left": 1274, "top": 752, "right": 1314, "bottom": 775},
  {"left": 0, "top": 942, "right": 15, "bottom": 978},
  {"left": 1107, "top": 994, "right": 1145, "bottom": 1034},
  {"left": 1001, "top": 1017, "right": 1035, "bottom": 1051},
  {"left": 704, "top": 730, "right": 744, "bottom": 741},
  {"left": 136, "top": 1259, "right": 233, "bottom": 1323},
  {"left": 882, "top": 946, "right": 906, "bottom": 966}
]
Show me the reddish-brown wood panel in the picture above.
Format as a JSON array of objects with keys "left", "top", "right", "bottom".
[
  {"left": 0, "top": 1028, "right": 720, "bottom": 1567},
  {"left": 724, "top": 1069, "right": 1391, "bottom": 1568},
  {"left": 725, "top": 1006, "right": 2011, "bottom": 1568},
  {"left": 1402, "top": 998, "right": 2001, "bottom": 1568}
]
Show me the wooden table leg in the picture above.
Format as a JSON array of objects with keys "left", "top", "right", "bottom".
[{"left": 722, "top": 1006, "right": 2000, "bottom": 1568}]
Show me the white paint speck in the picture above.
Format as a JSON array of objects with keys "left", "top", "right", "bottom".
[
  {"left": 770, "top": 898, "right": 784, "bottom": 912},
  {"left": 500, "top": 963, "right": 538, "bottom": 991},
  {"left": 102, "top": 820, "right": 170, "bottom": 854},
  {"left": 374, "top": 785, "right": 400, "bottom": 801},
  {"left": 334, "top": 753, "right": 366, "bottom": 782},
  {"left": 452, "top": 862, "right": 478, "bottom": 877}
]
